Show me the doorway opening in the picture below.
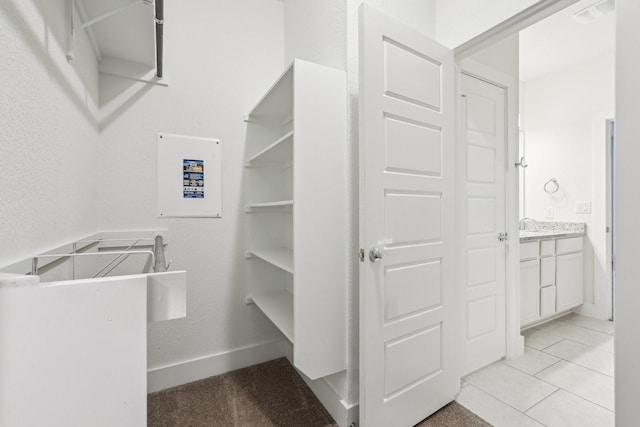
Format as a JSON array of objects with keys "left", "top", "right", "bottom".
[{"left": 455, "top": 0, "right": 616, "bottom": 424}]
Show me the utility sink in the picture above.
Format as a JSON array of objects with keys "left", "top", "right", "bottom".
[{"left": 0, "top": 271, "right": 186, "bottom": 323}]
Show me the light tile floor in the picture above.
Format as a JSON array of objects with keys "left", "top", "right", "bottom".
[{"left": 457, "top": 313, "right": 615, "bottom": 427}]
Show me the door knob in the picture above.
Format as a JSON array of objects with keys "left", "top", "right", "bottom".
[
  {"left": 498, "top": 232, "right": 509, "bottom": 242},
  {"left": 369, "top": 247, "right": 384, "bottom": 262}
]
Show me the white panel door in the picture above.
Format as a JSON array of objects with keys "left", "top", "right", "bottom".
[
  {"left": 460, "top": 73, "right": 507, "bottom": 375},
  {"left": 359, "top": 5, "right": 456, "bottom": 426}
]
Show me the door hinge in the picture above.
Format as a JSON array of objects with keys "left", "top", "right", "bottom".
[{"left": 359, "top": 249, "right": 365, "bottom": 262}]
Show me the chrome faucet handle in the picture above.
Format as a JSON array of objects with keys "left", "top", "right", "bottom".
[{"left": 519, "top": 217, "right": 534, "bottom": 230}]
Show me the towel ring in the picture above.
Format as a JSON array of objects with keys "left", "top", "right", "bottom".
[{"left": 544, "top": 178, "right": 559, "bottom": 194}]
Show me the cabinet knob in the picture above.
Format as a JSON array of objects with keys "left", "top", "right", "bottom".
[{"left": 369, "top": 247, "right": 384, "bottom": 263}]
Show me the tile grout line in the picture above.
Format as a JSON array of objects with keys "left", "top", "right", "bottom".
[
  {"left": 510, "top": 315, "right": 616, "bottom": 421},
  {"left": 459, "top": 383, "right": 550, "bottom": 427},
  {"left": 535, "top": 324, "right": 615, "bottom": 352},
  {"left": 531, "top": 361, "right": 616, "bottom": 412},
  {"left": 499, "top": 357, "right": 562, "bottom": 377},
  {"left": 524, "top": 386, "right": 615, "bottom": 420},
  {"left": 464, "top": 368, "right": 559, "bottom": 417},
  {"left": 458, "top": 382, "right": 559, "bottom": 427},
  {"left": 538, "top": 342, "right": 615, "bottom": 379},
  {"left": 533, "top": 315, "right": 615, "bottom": 336},
  {"left": 561, "top": 319, "right": 615, "bottom": 335},
  {"left": 470, "top": 366, "right": 615, "bottom": 425},
  {"left": 523, "top": 387, "right": 562, "bottom": 415}
]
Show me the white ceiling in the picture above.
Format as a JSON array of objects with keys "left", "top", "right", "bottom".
[{"left": 519, "top": 0, "right": 615, "bottom": 82}]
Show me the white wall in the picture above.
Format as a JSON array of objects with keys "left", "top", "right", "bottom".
[
  {"left": 435, "top": 0, "right": 541, "bottom": 48},
  {"left": 284, "top": 0, "right": 347, "bottom": 69},
  {"left": 461, "top": 33, "right": 519, "bottom": 78},
  {"left": 97, "top": 0, "right": 286, "bottom": 374},
  {"left": 614, "top": 0, "right": 640, "bottom": 423},
  {"left": 435, "top": 0, "right": 582, "bottom": 50},
  {"left": 522, "top": 52, "right": 614, "bottom": 315},
  {"left": 0, "top": 0, "right": 101, "bottom": 266}
]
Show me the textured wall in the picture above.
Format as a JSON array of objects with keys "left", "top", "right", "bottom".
[
  {"left": 0, "top": 0, "right": 100, "bottom": 266},
  {"left": 96, "top": 0, "right": 286, "bottom": 369},
  {"left": 284, "top": 0, "right": 347, "bottom": 69}
]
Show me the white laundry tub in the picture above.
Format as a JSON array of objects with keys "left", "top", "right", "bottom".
[{"left": 0, "top": 270, "right": 186, "bottom": 427}]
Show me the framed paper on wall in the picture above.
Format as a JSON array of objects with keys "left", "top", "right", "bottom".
[{"left": 157, "top": 133, "right": 222, "bottom": 218}]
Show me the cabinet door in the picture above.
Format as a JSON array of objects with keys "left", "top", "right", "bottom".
[
  {"left": 556, "top": 252, "right": 583, "bottom": 312},
  {"left": 540, "top": 256, "right": 555, "bottom": 288},
  {"left": 520, "top": 259, "right": 540, "bottom": 326},
  {"left": 540, "top": 285, "right": 557, "bottom": 317}
]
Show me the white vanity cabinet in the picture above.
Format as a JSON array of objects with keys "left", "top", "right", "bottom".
[{"left": 519, "top": 236, "right": 584, "bottom": 327}]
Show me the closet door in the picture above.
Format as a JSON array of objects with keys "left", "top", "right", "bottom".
[
  {"left": 359, "top": 5, "right": 457, "bottom": 426},
  {"left": 459, "top": 72, "right": 507, "bottom": 375}
]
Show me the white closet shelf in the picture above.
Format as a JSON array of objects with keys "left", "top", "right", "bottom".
[
  {"left": 246, "top": 200, "right": 294, "bottom": 211},
  {"left": 251, "top": 290, "right": 293, "bottom": 342},
  {"left": 247, "top": 131, "right": 293, "bottom": 165},
  {"left": 249, "top": 248, "right": 294, "bottom": 274}
]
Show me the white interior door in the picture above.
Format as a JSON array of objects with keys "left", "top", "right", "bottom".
[
  {"left": 459, "top": 72, "right": 507, "bottom": 375},
  {"left": 359, "top": 5, "right": 457, "bottom": 426}
]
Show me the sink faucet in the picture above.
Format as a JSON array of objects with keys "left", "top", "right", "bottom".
[{"left": 519, "top": 217, "right": 535, "bottom": 230}]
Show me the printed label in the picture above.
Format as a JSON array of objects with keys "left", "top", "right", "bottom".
[{"left": 183, "top": 159, "right": 205, "bottom": 198}]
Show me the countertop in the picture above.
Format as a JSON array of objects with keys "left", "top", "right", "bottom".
[
  {"left": 519, "top": 221, "right": 586, "bottom": 242},
  {"left": 519, "top": 229, "right": 585, "bottom": 242}
]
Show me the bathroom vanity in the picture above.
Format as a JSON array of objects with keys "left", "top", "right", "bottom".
[{"left": 519, "top": 223, "right": 585, "bottom": 327}]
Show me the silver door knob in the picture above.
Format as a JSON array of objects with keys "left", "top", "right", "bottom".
[
  {"left": 498, "top": 232, "right": 509, "bottom": 242},
  {"left": 369, "top": 247, "right": 384, "bottom": 262}
]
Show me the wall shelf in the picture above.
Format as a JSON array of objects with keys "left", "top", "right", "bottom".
[
  {"left": 243, "top": 59, "right": 347, "bottom": 380},
  {"left": 246, "top": 200, "right": 294, "bottom": 212},
  {"left": 250, "top": 248, "right": 294, "bottom": 274},
  {"left": 247, "top": 131, "right": 294, "bottom": 165},
  {"left": 251, "top": 291, "right": 294, "bottom": 342}
]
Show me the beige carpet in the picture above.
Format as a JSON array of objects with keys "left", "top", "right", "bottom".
[{"left": 148, "top": 358, "right": 490, "bottom": 427}]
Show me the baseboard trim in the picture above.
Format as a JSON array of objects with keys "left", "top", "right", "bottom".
[
  {"left": 280, "top": 341, "right": 357, "bottom": 427},
  {"left": 573, "top": 303, "right": 609, "bottom": 320},
  {"left": 147, "top": 339, "right": 285, "bottom": 393},
  {"left": 297, "top": 371, "right": 356, "bottom": 427}
]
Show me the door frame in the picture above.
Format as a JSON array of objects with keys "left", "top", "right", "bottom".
[
  {"left": 571, "top": 112, "right": 614, "bottom": 321},
  {"left": 452, "top": 0, "right": 580, "bottom": 59},
  {"left": 606, "top": 118, "right": 614, "bottom": 320},
  {"left": 454, "top": 59, "right": 523, "bottom": 364}
]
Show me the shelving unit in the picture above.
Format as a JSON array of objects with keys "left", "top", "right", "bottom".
[
  {"left": 249, "top": 248, "right": 294, "bottom": 274},
  {"left": 251, "top": 291, "right": 294, "bottom": 342},
  {"left": 247, "top": 200, "right": 293, "bottom": 208},
  {"left": 247, "top": 131, "right": 294, "bottom": 165},
  {"left": 243, "top": 59, "right": 346, "bottom": 380}
]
